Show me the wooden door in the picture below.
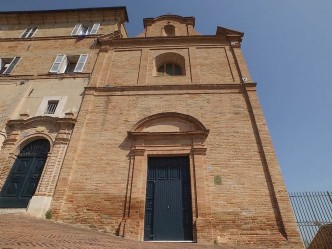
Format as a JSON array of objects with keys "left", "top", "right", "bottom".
[
  {"left": 0, "top": 139, "right": 50, "bottom": 208},
  {"left": 144, "top": 156, "right": 193, "bottom": 241}
]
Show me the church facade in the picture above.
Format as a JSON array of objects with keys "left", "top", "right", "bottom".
[{"left": 0, "top": 7, "right": 302, "bottom": 248}]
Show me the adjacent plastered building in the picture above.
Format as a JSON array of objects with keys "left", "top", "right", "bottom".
[
  {"left": 0, "top": 7, "right": 303, "bottom": 248},
  {"left": 0, "top": 6, "right": 127, "bottom": 216}
]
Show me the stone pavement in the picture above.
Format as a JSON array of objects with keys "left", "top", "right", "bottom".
[{"left": 0, "top": 213, "right": 252, "bottom": 249}]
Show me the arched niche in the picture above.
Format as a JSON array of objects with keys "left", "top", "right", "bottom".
[{"left": 163, "top": 24, "right": 175, "bottom": 36}]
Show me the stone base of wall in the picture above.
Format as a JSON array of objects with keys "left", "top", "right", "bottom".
[
  {"left": 27, "top": 196, "right": 52, "bottom": 218},
  {"left": 195, "top": 217, "right": 214, "bottom": 243}
]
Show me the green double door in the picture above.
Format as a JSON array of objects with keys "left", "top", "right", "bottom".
[
  {"left": 144, "top": 156, "right": 193, "bottom": 241},
  {"left": 0, "top": 140, "right": 49, "bottom": 208}
]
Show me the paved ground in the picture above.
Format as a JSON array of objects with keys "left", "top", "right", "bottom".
[{"left": 0, "top": 213, "right": 249, "bottom": 249}]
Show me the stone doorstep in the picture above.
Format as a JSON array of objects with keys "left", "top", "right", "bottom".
[
  {"left": 0, "top": 208, "right": 26, "bottom": 214},
  {"left": 147, "top": 241, "right": 194, "bottom": 243}
]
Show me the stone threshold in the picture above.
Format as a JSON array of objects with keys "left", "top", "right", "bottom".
[
  {"left": 146, "top": 241, "right": 194, "bottom": 243},
  {"left": 0, "top": 208, "right": 26, "bottom": 215}
]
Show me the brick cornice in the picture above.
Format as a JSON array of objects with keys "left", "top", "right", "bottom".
[
  {"left": 216, "top": 26, "right": 244, "bottom": 44},
  {"left": 98, "top": 35, "right": 230, "bottom": 48},
  {"left": 191, "top": 147, "right": 207, "bottom": 155},
  {"left": 85, "top": 83, "right": 257, "bottom": 94},
  {"left": 7, "top": 116, "right": 76, "bottom": 129},
  {"left": 0, "top": 7, "right": 128, "bottom": 25},
  {"left": 143, "top": 15, "right": 195, "bottom": 27},
  {"left": 130, "top": 148, "right": 145, "bottom": 156},
  {"left": 0, "top": 35, "right": 98, "bottom": 43},
  {"left": 128, "top": 131, "right": 208, "bottom": 138},
  {"left": 0, "top": 73, "right": 90, "bottom": 81}
]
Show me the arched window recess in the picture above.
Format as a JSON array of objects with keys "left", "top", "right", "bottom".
[{"left": 154, "top": 52, "right": 186, "bottom": 77}]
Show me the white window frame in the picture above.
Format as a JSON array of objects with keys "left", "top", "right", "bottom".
[
  {"left": 21, "top": 27, "right": 38, "bottom": 38},
  {"left": 73, "top": 54, "right": 88, "bottom": 73},
  {"left": 89, "top": 23, "right": 100, "bottom": 35},
  {"left": 36, "top": 96, "right": 68, "bottom": 117},
  {"left": 49, "top": 54, "right": 68, "bottom": 74},
  {"left": 1, "top": 57, "right": 21, "bottom": 75},
  {"left": 49, "top": 54, "right": 88, "bottom": 74},
  {"left": 71, "top": 23, "right": 100, "bottom": 36},
  {"left": 71, "top": 24, "right": 82, "bottom": 36},
  {"left": 80, "top": 25, "right": 90, "bottom": 35}
]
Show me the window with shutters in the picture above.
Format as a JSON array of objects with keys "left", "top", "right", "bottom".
[
  {"left": 49, "top": 54, "right": 88, "bottom": 74},
  {"left": 44, "top": 100, "right": 59, "bottom": 114},
  {"left": 71, "top": 23, "right": 100, "bottom": 36},
  {"left": 21, "top": 27, "right": 38, "bottom": 38},
  {"left": 0, "top": 57, "right": 21, "bottom": 75}
]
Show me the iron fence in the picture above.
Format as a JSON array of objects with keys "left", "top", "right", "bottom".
[{"left": 289, "top": 191, "right": 332, "bottom": 249}]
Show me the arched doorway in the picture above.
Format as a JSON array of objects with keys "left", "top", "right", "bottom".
[
  {"left": 120, "top": 112, "right": 210, "bottom": 241},
  {"left": 0, "top": 139, "right": 50, "bottom": 208}
]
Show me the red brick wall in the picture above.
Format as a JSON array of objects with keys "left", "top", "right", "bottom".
[{"left": 51, "top": 16, "right": 302, "bottom": 248}]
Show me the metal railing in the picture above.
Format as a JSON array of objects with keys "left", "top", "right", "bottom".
[{"left": 289, "top": 191, "right": 332, "bottom": 248}]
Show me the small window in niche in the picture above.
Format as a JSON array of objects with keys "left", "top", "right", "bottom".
[
  {"left": 157, "top": 63, "right": 182, "bottom": 76},
  {"left": 44, "top": 100, "right": 59, "bottom": 114},
  {"left": 164, "top": 24, "right": 175, "bottom": 36}
]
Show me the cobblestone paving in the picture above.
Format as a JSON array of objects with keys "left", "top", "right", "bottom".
[{"left": 0, "top": 213, "right": 250, "bottom": 249}]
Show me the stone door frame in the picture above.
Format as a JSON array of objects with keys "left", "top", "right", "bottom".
[
  {"left": 0, "top": 115, "right": 75, "bottom": 217},
  {"left": 119, "top": 112, "right": 213, "bottom": 243}
]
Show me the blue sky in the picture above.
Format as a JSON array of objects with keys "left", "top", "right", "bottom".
[{"left": 2, "top": 0, "right": 331, "bottom": 192}]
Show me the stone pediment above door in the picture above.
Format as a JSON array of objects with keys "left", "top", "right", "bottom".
[
  {"left": 4, "top": 115, "right": 76, "bottom": 148},
  {"left": 128, "top": 112, "right": 209, "bottom": 139},
  {"left": 141, "top": 119, "right": 196, "bottom": 133},
  {"left": 122, "top": 112, "right": 210, "bottom": 240}
]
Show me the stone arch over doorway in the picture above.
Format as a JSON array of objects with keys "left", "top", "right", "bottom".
[
  {"left": 130, "top": 112, "right": 208, "bottom": 134},
  {"left": 11, "top": 134, "right": 53, "bottom": 157},
  {"left": 0, "top": 115, "right": 75, "bottom": 217},
  {"left": 120, "top": 112, "right": 212, "bottom": 242}
]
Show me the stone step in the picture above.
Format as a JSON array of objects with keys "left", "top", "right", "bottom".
[{"left": 0, "top": 208, "right": 26, "bottom": 215}]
